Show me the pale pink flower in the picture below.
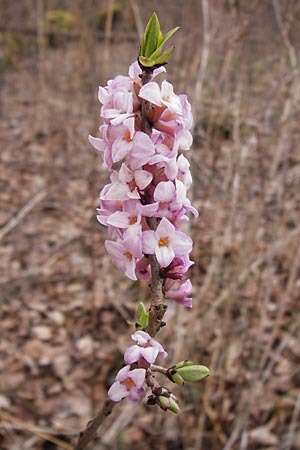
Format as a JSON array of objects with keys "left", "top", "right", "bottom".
[
  {"left": 162, "top": 256, "right": 194, "bottom": 280},
  {"left": 165, "top": 279, "right": 193, "bottom": 308},
  {"left": 105, "top": 225, "right": 143, "bottom": 280},
  {"left": 108, "top": 365, "right": 146, "bottom": 403},
  {"left": 128, "top": 61, "right": 166, "bottom": 85},
  {"left": 124, "top": 331, "right": 167, "bottom": 368},
  {"left": 139, "top": 80, "right": 182, "bottom": 115},
  {"left": 135, "top": 257, "right": 151, "bottom": 280},
  {"left": 100, "top": 164, "right": 153, "bottom": 201},
  {"left": 177, "top": 154, "right": 192, "bottom": 189},
  {"left": 142, "top": 217, "right": 193, "bottom": 267}
]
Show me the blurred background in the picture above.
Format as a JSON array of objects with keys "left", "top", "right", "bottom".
[{"left": 1, "top": 0, "right": 300, "bottom": 449}]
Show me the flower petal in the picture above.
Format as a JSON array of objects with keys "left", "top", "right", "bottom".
[
  {"left": 156, "top": 245, "right": 175, "bottom": 268},
  {"left": 108, "top": 382, "right": 128, "bottom": 402}
]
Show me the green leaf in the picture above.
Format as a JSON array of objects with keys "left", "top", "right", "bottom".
[
  {"left": 177, "top": 365, "right": 210, "bottom": 382},
  {"left": 137, "top": 302, "right": 149, "bottom": 329},
  {"left": 152, "top": 46, "right": 175, "bottom": 65},
  {"left": 142, "top": 12, "right": 161, "bottom": 58},
  {"left": 138, "top": 55, "right": 156, "bottom": 68},
  {"left": 139, "top": 13, "right": 179, "bottom": 67},
  {"left": 161, "top": 26, "right": 179, "bottom": 48}
]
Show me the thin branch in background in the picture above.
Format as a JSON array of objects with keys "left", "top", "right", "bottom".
[
  {"left": 280, "top": 392, "right": 300, "bottom": 450},
  {"left": 129, "top": 0, "right": 144, "bottom": 40},
  {"left": 192, "top": 0, "right": 210, "bottom": 130},
  {"left": 272, "top": 0, "right": 298, "bottom": 70},
  {"left": 0, "top": 190, "right": 47, "bottom": 241},
  {"left": 35, "top": 0, "right": 47, "bottom": 134},
  {"left": 102, "top": 0, "right": 114, "bottom": 80}
]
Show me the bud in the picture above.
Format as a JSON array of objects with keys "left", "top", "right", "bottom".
[
  {"left": 175, "top": 360, "right": 194, "bottom": 369},
  {"left": 177, "top": 364, "right": 210, "bottom": 383},
  {"left": 157, "top": 393, "right": 180, "bottom": 414},
  {"left": 139, "top": 12, "right": 179, "bottom": 69},
  {"left": 168, "top": 369, "right": 184, "bottom": 385}
]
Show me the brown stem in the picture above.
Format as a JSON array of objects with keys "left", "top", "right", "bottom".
[
  {"left": 139, "top": 68, "right": 168, "bottom": 338},
  {"left": 74, "top": 399, "right": 115, "bottom": 450}
]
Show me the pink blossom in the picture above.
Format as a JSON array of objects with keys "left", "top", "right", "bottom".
[
  {"left": 162, "top": 256, "right": 194, "bottom": 280},
  {"left": 103, "top": 199, "right": 146, "bottom": 230},
  {"left": 108, "top": 365, "right": 146, "bottom": 403},
  {"left": 139, "top": 80, "right": 182, "bottom": 115},
  {"left": 177, "top": 154, "right": 192, "bottom": 189},
  {"left": 100, "top": 164, "right": 153, "bottom": 201},
  {"left": 165, "top": 279, "right": 193, "bottom": 308},
  {"left": 90, "top": 61, "right": 197, "bottom": 297},
  {"left": 105, "top": 225, "right": 143, "bottom": 280},
  {"left": 142, "top": 217, "right": 193, "bottom": 267},
  {"left": 135, "top": 257, "right": 151, "bottom": 280},
  {"left": 124, "top": 330, "right": 167, "bottom": 368},
  {"left": 128, "top": 61, "right": 166, "bottom": 84}
]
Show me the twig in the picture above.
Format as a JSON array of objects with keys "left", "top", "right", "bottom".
[
  {"left": 280, "top": 392, "right": 300, "bottom": 450},
  {"left": 192, "top": 0, "right": 210, "bottom": 129},
  {"left": 129, "top": 0, "right": 144, "bottom": 39},
  {"left": 75, "top": 399, "right": 115, "bottom": 450},
  {"left": 272, "top": 0, "right": 298, "bottom": 70},
  {"left": 0, "top": 409, "right": 72, "bottom": 450},
  {"left": 0, "top": 190, "right": 47, "bottom": 241}
]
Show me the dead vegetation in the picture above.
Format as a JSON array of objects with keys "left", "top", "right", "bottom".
[{"left": 1, "top": 0, "right": 300, "bottom": 449}]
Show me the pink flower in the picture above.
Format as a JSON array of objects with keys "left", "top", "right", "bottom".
[
  {"left": 90, "top": 61, "right": 197, "bottom": 293},
  {"left": 105, "top": 225, "right": 143, "bottom": 280},
  {"left": 142, "top": 217, "right": 193, "bottom": 268},
  {"left": 165, "top": 279, "right": 193, "bottom": 308},
  {"left": 100, "top": 164, "right": 153, "bottom": 201},
  {"left": 139, "top": 80, "right": 183, "bottom": 115},
  {"left": 103, "top": 199, "right": 154, "bottom": 230},
  {"left": 162, "top": 256, "right": 194, "bottom": 280},
  {"left": 128, "top": 61, "right": 166, "bottom": 84},
  {"left": 108, "top": 365, "right": 146, "bottom": 403},
  {"left": 124, "top": 331, "right": 167, "bottom": 368},
  {"left": 177, "top": 154, "right": 192, "bottom": 189}
]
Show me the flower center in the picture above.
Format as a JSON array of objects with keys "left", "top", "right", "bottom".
[
  {"left": 124, "top": 251, "right": 133, "bottom": 260},
  {"left": 129, "top": 216, "right": 138, "bottom": 225},
  {"left": 127, "top": 179, "right": 137, "bottom": 192},
  {"left": 156, "top": 167, "right": 165, "bottom": 177},
  {"left": 124, "top": 130, "right": 132, "bottom": 143},
  {"left": 124, "top": 377, "right": 135, "bottom": 389},
  {"left": 158, "top": 236, "right": 169, "bottom": 247}
]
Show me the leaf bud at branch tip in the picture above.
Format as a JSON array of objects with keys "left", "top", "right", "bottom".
[{"left": 138, "top": 12, "right": 179, "bottom": 70}]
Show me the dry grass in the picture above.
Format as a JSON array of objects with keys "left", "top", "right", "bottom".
[{"left": 1, "top": 0, "right": 300, "bottom": 449}]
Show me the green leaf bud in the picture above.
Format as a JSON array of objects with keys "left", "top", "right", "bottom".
[
  {"left": 176, "top": 365, "right": 210, "bottom": 383},
  {"left": 175, "top": 360, "right": 194, "bottom": 370},
  {"left": 139, "top": 12, "right": 179, "bottom": 69},
  {"left": 169, "top": 371, "right": 184, "bottom": 385},
  {"left": 136, "top": 301, "right": 149, "bottom": 329}
]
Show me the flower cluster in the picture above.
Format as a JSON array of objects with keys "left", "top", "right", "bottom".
[
  {"left": 108, "top": 331, "right": 167, "bottom": 403},
  {"left": 89, "top": 61, "right": 197, "bottom": 308}
]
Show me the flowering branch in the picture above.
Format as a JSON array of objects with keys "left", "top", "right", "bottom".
[{"left": 76, "top": 12, "right": 209, "bottom": 449}]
